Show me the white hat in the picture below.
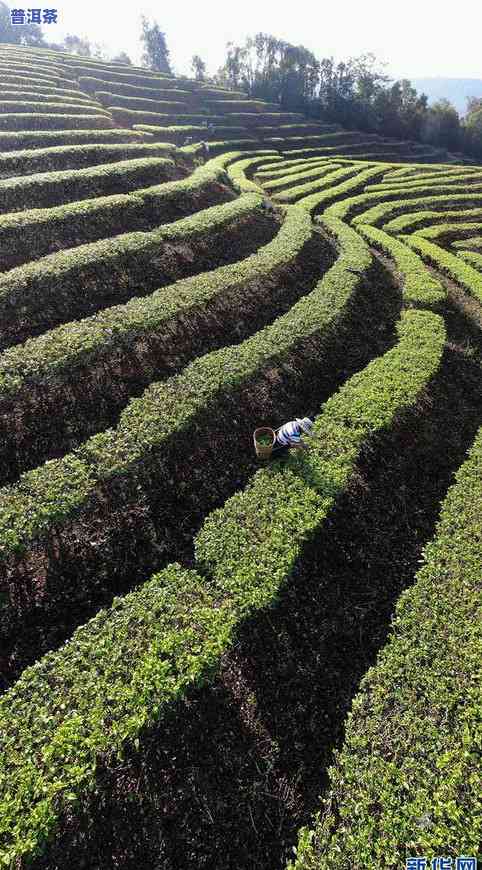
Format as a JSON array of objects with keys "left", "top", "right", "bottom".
[{"left": 297, "top": 417, "right": 314, "bottom": 435}]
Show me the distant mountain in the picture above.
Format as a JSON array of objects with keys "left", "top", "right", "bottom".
[{"left": 411, "top": 78, "right": 482, "bottom": 115}]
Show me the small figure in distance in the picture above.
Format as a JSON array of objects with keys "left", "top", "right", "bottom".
[
  {"left": 182, "top": 136, "right": 193, "bottom": 147},
  {"left": 274, "top": 417, "right": 315, "bottom": 454},
  {"left": 199, "top": 141, "right": 210, "bottom": 159},
  {"left": 207, "top": 122, "right": 215, "bottom": 138}
]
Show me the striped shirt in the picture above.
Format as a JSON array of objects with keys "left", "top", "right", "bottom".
[{"left": 276, "top": 419, "right": 304, "bottom": 447}]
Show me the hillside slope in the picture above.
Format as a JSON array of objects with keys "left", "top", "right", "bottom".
[
  {"left": 0, "top": 42, "right": 469, "bottom": 163},
  {"left": 0, "top": 42, "right": 479, "bottom": 870}
]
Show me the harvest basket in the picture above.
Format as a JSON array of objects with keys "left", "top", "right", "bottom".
[{"left": 253, "top": 426, "right": 276, "bottom": 459}]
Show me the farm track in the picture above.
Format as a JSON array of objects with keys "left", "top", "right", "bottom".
[
  {"left": 24, "top": 296, "right": 482, "bottom": 870},
  {"left": 0, "top": 255, "right": 399, "bottom": 686}
]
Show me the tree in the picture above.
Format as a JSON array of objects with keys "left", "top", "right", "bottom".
[
  {"left": 63, "top": 34, "right": 94, "bottom": 56},
  {"left": 314, "top": 53, "right": 389, "bottom": 130},
  {"left": 466, "top": 96, "right": 482, "bottom": 117},
  {"left": 191, "top": 54, "right": 206, "bottom": 81},
  {"left": 379, "top": 79, "right": 428, "bottom": 140},
  {"left": 140, "top": 17, "right": 171, "bottom": 74},
  {"left": 0, "top": 0, "right": 45, "bottom": 45},
  {"left": 111, "top": 51, "right": 132, "bottom": 65},
  {"left": 279, "top": 42, "right": 320, "bottom": 109},
  {"left": 44, "top": 34, "right": 106, "bottom": 58},
  {"left": 422, "top": 99, "right": 461, "bottom": 151},
  {"left": 216, "top": 42, "right": 245, "bottom": 90},
  {"left": 464, "top": 103, "right": 482, "bottom": 159},
  {"left": 215, "top": 32, "right": 478, "bottom": 159},
  {"left": 216, "top": 34, "right": 319, "bottom": 109}
]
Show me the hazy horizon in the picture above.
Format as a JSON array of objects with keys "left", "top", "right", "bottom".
[{"left": 32, "top": 0, "right": 482, "bottom": 81}]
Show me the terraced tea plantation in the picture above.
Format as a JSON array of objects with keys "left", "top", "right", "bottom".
[{"left": 0, "top": 44, "right": 480, "bottom": 870}]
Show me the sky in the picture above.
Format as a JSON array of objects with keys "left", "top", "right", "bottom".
[{"left": 38, "top": 0, "right": 482, "bottom": 81}]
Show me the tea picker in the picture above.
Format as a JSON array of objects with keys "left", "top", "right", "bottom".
[
  {"left": 260, "top": 198, "right": 277, "bottom": 216},
  {"left": 253, "top": 417, "right": 315, "bottom": 459}
]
